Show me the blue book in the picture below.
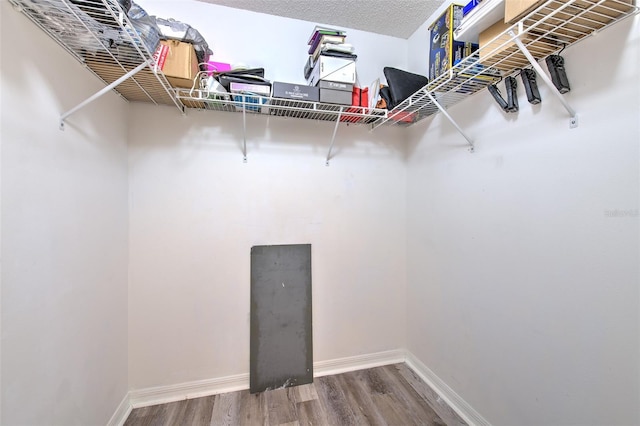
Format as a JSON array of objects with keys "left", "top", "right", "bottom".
[{"left": 463, "top": 0, "right": 483, "bottom": 16}]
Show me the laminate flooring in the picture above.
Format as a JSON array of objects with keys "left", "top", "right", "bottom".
[{"left": 123, "top": 363, "right": 467, "bottom": 426}]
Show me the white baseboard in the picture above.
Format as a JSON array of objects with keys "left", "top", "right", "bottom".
[
  {"left": 313, "top": 349, "right": 406, "bottom": 377},
  {"left": 404, "top": 351, "right": 491, "bottom": 426},
  {"left": 106, "top": 393, "right": 132, "bottom": 426},
  {"left": 129, "top": 372, "right": 250, "bottom": 408},
  {"left": 129, "top": 349, "right": 405, "bottom": 409}
]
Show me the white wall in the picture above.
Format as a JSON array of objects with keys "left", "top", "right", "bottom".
[
  {"left": 0, "top": 1, "right": 130, "bottom": 424},
  {"left": 126, "top": 0, "right": 410, "bottom": 391},
  {"left": 4, "top": 0, "right": 637, "bottom": 423},
  {"left": 406, "top": 13, "right": 640, "bottom": 426},
  {"left": 127, "top": 104, "right": 408, "bottom": 389},
  {"left": 136, "top": 0, "right": 408, "bottom": 87}
]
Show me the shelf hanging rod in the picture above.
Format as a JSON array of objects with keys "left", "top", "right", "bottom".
[
  {"left": 425, "top": 91, "right": 475, "bottom": 152},
  {"left": 509, "top": 30, "right": 578, "bottom": 128},
  {"left": 242, "top": 100, "right": 248, "bottom": 163},
  {"left": 59, "top": 59, "right": 152, "bottom": 130},
  {"left": 326, "top": 108, "right": 343, "bottom": 166}
]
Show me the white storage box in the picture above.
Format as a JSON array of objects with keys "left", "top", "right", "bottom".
[{"left": 307, "top": 56, "right": 356, "bottom": 86}]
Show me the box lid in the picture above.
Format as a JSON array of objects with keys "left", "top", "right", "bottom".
[
  {"left": 230, "top": 82, "right": 271, "bottom": 96},
  {"left": 272, "top": 82, "right": 319, "bottom": 101},
  {"left": 317, "top": 80, "right": 353, "bottom": 92}
]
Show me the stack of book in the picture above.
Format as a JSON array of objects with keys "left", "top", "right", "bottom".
[
  {"left": 308, "top": 26, "right": 355, "bottom": 63},
  {"left": 304, "top": 25, "right": 357, "bottom": 105}
]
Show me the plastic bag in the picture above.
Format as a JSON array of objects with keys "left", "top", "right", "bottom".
[
  {"left": 127, "top": 2, "right": 161, "bottom": 53},
  {"left": 68, "top": 0, "right": 132, "bottom": 28},
  {"left": 22, "top": 0, "right": 110, "bottom": 55},
  {"left": 154, "top": 17, "right": 213, "bottom": 69},
  {"left": 114, "top": 0, "right": 132, "bottom": 13},
  {"left": 70, "top": 0, "right": 132, "bottom": 15}
]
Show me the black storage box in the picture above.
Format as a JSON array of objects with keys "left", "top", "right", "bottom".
[{"left": 272, "top": 82, "right": 319, "bottom": 102}]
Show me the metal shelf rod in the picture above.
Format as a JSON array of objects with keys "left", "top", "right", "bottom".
[
  {"left": 60, "top": 59, "right": 152, "bottom": 129},
  {"left": 242, "top": 99, "right": 248, "bottom": 163},
  {"left": 509, "top": 30, "right": 578, "bottom": 128},
  {"left": 425, "top": 91, "right": 475, "bottom": 152},
  {"left": 326, "top": 108, "right": 343, "bottom": 166}
]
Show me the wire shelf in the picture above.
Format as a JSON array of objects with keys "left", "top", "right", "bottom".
[
  {"left": 10, "top": 0, "right": 636, "bottom": 130},
  {"left": 372, "top": 0, "right": 638, "bottom": 130},
  {"left": 176, "top": 89, "right": 388, "bottom": 126},
  {"left": 10, "top": 0, "right": 184, "bottom": 111}
]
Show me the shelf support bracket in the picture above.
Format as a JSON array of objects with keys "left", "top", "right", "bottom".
[
  {"left": 59, "top": 59, "right": 152, "bottom": 130},
  {"left": 425, "top": 91, "right": 475, "bottom": 153},
  {"left": 242, "top": 99, "right": 248, "bottom": 163},
  {"left": 326, "top": 108, "right": 343, "bottom": 166},
  {"left": 509, "top": 31, "right": 578, "bottom": 128}
]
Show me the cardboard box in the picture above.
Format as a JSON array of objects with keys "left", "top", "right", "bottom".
[
  {"left": 429, "top": 4, "right": 479, "bottom": 80},
  {"left": 478, "top": 20, "right": 560, "bottom": 70},
  {"left": 272, "top": 82, "right": 319, "bottom": 102},
  {"left": 479, "top": 21, "right": 517, "bottom": 66},
  {"left": 157, "top": 40, "right": 199, "bottom": 89},
  {"left": 479, "top": 20, "right": 536, "bottom": 70},
  {"left": 152, "top": 43, "right": 169, "bottom": 70},
  {"left": 307, "top": 56, "right": 357, "bottom": 86},
  {"left": 504, "top": 0, "right": 545, "bottom": 23}
]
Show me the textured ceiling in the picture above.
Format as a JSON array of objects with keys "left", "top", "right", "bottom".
[{"left": 195, "top": 0, "right": 446, "bottom": 39}]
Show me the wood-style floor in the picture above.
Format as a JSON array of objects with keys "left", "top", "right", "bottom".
[{"left": 124, "top": 363, "right": 467, "bottom": 426}]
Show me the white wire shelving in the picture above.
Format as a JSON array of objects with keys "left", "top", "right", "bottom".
[
  {"left": 10, "top": 0, "right": 638, "bottom": 142},
  {"left": 175, "top": 90, "right": 389, "bottom": 164},
  {"left": 372, "top": 0, "right": 638, "bottom": 150},
  {"left": 9, "top": 0, "right": 185, "bottom": 128},
  {"left": 176, "top": 90, "right": 387, "bottom": 125}
]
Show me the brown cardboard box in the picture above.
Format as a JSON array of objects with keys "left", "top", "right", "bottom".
[
  {"left": 159, "top": 40, "right": 199, "bottom": 89},
  {"left": 479, "top": 21, "right": 556, "bottom": 70},
  {"left": 479, "top": 21, "right": 529, "bottom": 70},
  {"left": 504, "top": 0, "right": 545, "bottom": 24}
]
